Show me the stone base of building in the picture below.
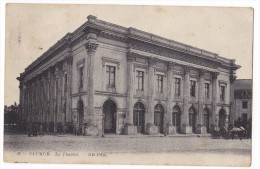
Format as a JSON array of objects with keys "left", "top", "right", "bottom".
[
  {"left": 124, "top": 124, "right": 137, "bottom": 135},
  {"left": 146, "top": 123, "right": 158, "bottom": 135},
  {"left": 83, "top": 125, "right": 99, "bottom": 136},
  {"left": 181, "top": 125, "right": 192, "bottom": 134},
  {"left": 196, "top": 125, "right": 207, "bottom": 134},
  {"left": 165, "top": 125, "right": 176, "bottom": 135}
]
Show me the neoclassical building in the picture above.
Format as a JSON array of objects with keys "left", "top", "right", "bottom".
[
  {"left": 17, "top": 15, "right": 240, "bottom": 135},
  {"left": 234, "top": 79, "right": 252, "bottom": 127}
]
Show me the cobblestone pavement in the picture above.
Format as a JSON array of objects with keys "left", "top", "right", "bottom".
[{"left": 4, "top": 133, "right": 251, "bottom": 155}]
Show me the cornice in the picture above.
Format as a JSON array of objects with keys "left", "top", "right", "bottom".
[{"left": 18, "top": 15, "right": 240, "bottom": 81}]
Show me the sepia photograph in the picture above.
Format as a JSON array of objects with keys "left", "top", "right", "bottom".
[{"left": 1, "top": 1, "right": 258, "bottom": 168}]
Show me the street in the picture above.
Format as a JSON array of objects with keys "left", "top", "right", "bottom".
[{"left": 3, "top": 133, "right": 251, "bottom": 166}]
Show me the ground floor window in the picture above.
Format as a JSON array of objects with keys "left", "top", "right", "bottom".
[
  {"left": 133, "top": 102, "right": 145, "bottom": 133},
  {"left": 172, "top": 106, "right": 181, "bottom": 133},
  {"left": 154, "top": 104, "right": 164, "bottom": 133}
]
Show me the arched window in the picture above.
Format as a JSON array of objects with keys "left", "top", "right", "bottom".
[
  {"left": 154, "top": 104, "right": 164, "bottom": 133},
  {"left": 77, "top": 99, "right": 84, "bottom": 126},
  {"left": 203, "top": 108, "right": 210, "bottom": 133},
  {"left": 172, "top": 106, "right": 181, "bottom": 133},
  {"left": 133, "top": 102, "right": 145, "bottom": 133},
  {"left": 219, "top": 108, "right": 226, "bottom": 128},
  {"left": 189, "top": 107, "right": 196, "bottom": 133}
]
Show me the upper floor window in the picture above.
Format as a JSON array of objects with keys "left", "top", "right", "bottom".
[
  {"left": 190, "top": 80, "right": 196, "bottom": 97},
  {"left": 220, "top": 85, "right": 225, "bottom": 101},
  {"left": 78, "top": 67, "right": 84, "bottom": 91},
  {"left": 136, "top": 71, "right": 144, "bottom": 91},
  {"left": 242, "top": 101, "right": 248, "bottom": 109},
  {"left": 242, "top": 90, "right": 248, "bottom": 97},
  {"left": 175, "top": 78, "right": 181, "bottom": 96},
  {"left": 156, "top": 74, "right": 163, "bottom": 93},
  {"left": 106, "top": 65, "right": 116, "bottom": 87},
  {"left": 204, "top": 83, "right": 210, "bottom": 99}
]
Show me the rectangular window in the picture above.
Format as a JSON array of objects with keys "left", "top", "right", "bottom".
[
  {"left": 106, "top": 65, "right": 116, "bottom": 87},
  {"left": 220, "top": 86, "right": 225, "bottom": 101},
  {"left": 242, "top": 101, "right": 248, "bottom": 109},
  {"left": 79, "top": 67, "right": 84, "bottom": 90},
  {"left": 204, "top": 83, "right": 210, "bottom": 99},
  {"left": 136, "top": 71, "right": 144, "bottom": 91},
  {"left": 175, "top": 78, "right": 181, "bottom": 96},
  {"left": 64, "top": 74, "right": 67, "bottom": 94},
  {"left": 242, "top": 113, "right": 248, "bottom": 123},
  {"left": 156, "top": 74, "right": 163, "bottom": 93},
  {"left": 190, "top": 80, "right": 196, "bottom": 97}
]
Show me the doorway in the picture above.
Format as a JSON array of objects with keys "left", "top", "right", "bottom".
[{"left": 103, "top": 100, "right": 117, "bottom": 133}]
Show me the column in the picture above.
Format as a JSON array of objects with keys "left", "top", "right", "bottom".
[
  {"left": 46, "top": 71, "right": 51, "bottom": 131},
  {"left": 229, "top": 75, "right": 236, "bottom": 125},
  {"left": 182, "top": 66, "right": 192, "bottom": 134},
  {"left": 212, "top": 72, "right": 219, "bottom": 129},
  {"left": 166, "top": 62, "right": 175, "bottom": 134},
  {"left": 146, "top": 57, "right": 158, "bottom": 135},
  {"left": 66, "top": 57, "right": 73, "bottom": 123},
  {"left": 197, "top": 70, "right": 206, "bottom": 134},
  {"left": 84, "top": 41, "right": 99, "bottom": 136},
  {"left": 124, "top": 52, "right": 137, "bottom": 134}
]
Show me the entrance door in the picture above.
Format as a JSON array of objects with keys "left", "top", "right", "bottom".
[
  {"left": 133, "top": 102, "right": 145, "bottom": 133},
  {"left": 189, "top": 107, "right": 196, "bottom": 133},
  {"left": 103, "top": 100, "right": 117, "bottom": 133},
  {"left": 203, "top": 108, "right": 210, "bottom": 133},
  {"left": 78, "top": 100, "right": 84, "bottom": 126},
  {"left": 154, "top": 104, "right": 164, "bottom": 133},
  {"left": 219, "top": 109, "right": 226, "bottom": 128},
  {"left": 172, "top": 106, "right": 181, "bottom": 133}
]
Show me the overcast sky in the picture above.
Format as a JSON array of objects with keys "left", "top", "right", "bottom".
[{"left": 4, "top": 4, "right": 253, "bottom": 106}]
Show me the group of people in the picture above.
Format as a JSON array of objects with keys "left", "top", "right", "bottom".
[{"left": 27, "top": 122, "right": 44, "bottom": 137}]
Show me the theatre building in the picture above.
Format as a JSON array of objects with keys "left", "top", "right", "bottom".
[{"left": 17, "top": 15, "right": 240, "bottom": 135}]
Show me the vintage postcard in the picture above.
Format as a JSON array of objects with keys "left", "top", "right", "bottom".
[{"left": 3, "top": 3, "right": 253, "bottom": 166}]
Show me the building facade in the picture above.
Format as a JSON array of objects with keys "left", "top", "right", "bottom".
[
  {"left": 17, "top": 15, "right": 240, "bottom": 135},
  {"left": 234, "top": 79, "right": 252, "bottom": 128}
]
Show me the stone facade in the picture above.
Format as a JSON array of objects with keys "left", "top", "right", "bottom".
[
  {"left": 234, "top": 79, "right": 252, "bottom": 127},
  {"left": 17, "top": 15, "right": 240, "bottom": 135}
]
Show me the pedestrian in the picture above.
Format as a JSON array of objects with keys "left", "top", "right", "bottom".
[
  {"left": 27, "top": 122, "right": 33, "bottom": 137},
  {"left": 74, "top": 123, "right": 79, "bottom": 136}
]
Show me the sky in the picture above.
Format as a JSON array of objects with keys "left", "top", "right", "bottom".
[{"left": 4, "top": 4, "right": 253, "bottom": 106}]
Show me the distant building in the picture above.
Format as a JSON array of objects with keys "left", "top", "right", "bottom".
[
  {"left": 17, "top": 15, "right": 240, "bottom": 135},
  {"left": 234, "top": 79, "right": 252, "bottom": 127},
  {"left": 4, "top": 102, "right": 19, "bottom": 126}
]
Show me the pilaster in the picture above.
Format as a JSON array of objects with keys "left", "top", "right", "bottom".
[
  {"left": 84, "top": 41, "right": 99, "bottom": 136},
  {"left": 197, "top": 70, "right": 206, "bottom": 134},
  {"left": 124, "top": 52, "right": 137, "bottom": 135},
  {"left": 146, "top": 57, "right": 158, "bottom": 135},
  {"left": 212, "top": 72, "right": 219, "bottom": 128},
  {"left": 166, "top": 62, "right": 175, "bottom": 134},
  {"left": 181, "top": 66, "right": 192, "bottom": 134}
]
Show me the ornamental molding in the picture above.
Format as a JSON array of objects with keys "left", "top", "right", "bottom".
[
  {"left": 102, "top": 56, "right": 120, "bottom": 69},
  {"left": 219, "top": 80, "right": 228, "bottom": 86},
  {"left": 126, "top": 52, "right": 136, "bottom": 61},
  {"left": 128, "top": 39, "right": 220, "bottom": 69},
  {"left": 211, "top": 72, "right": 220, "bottom": 79},
  {"left": 99, "top": 31, "right": 127, "bottom": 43},
  {"left": 133, "top": 62, "right": 148, "bottom": 71},
  {"left": 85, "top": 42, "right": 99, "bottom": 53}
]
